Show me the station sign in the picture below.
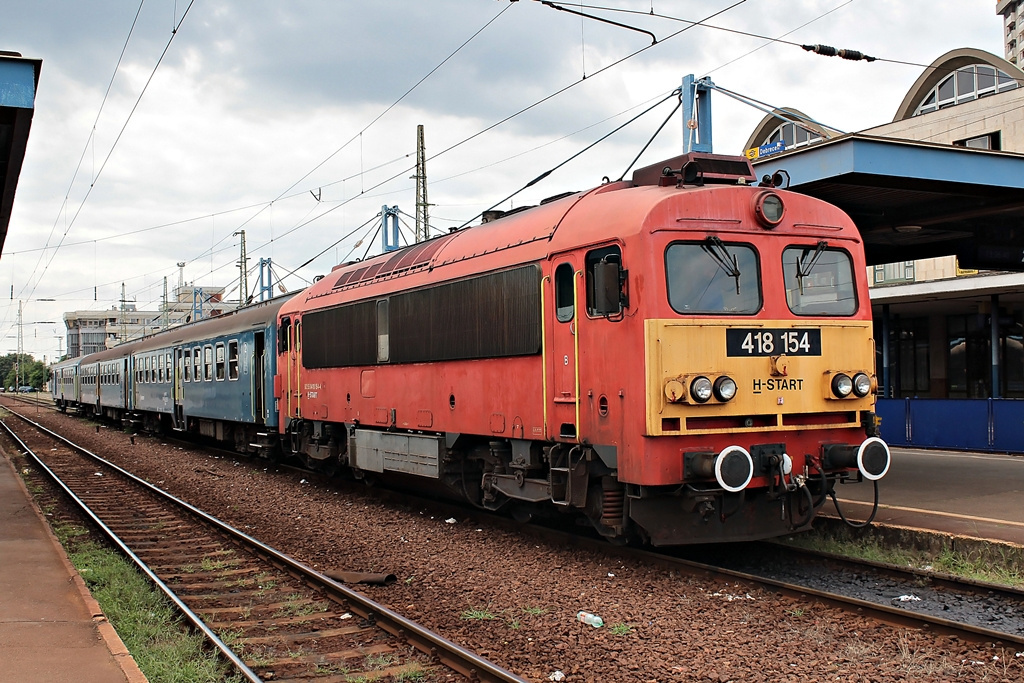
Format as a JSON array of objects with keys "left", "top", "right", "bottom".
[{"left": 745, "top": 140, "right": 786, "bottom": 161}]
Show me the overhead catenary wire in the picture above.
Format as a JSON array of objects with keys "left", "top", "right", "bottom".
[
  {"left": 28, "top": 0, "right": 753, "bottom": 309},
  {"left": 26, "top": 0, "right": 148, "bottom": 283},
  {"left": 459, "top": 87, "right": 683, "bottom": 228},
  {"left": 217, "top": 2, "right": 517, "bottom": 247},
  {"left": 248, "top": 0, "right": 753, "bottom": 249},
  {"left": 556, "top": 1, "right": 1024, "bottom": 80},
  {"left": 18, "top": 1, "right": 198, "bottom": 306}
]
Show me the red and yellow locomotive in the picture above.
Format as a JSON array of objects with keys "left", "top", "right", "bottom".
[{"left": 275, "top": 152, "right": 889, "bottom": 545}]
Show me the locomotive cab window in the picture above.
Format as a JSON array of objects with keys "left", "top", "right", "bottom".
[
  {"left": 279, "top": 317, "right": 291, "bottom": 353},
  {"left": 554, "top": 263, "right": 575, "bottom": 323},
  {"left": 782, "top": 244, "right": 857, "bottom": 316},
  {"left": 585, "top": 245, "right": 625, "bottom": 317},
  {"left": 666, "top": 240, "right": 762, "bottom": 314}
]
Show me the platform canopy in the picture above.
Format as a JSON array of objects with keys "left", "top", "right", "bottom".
[
  {"left": 0, "top": 52, "right": 41, "bottom": 259},
  {"left": 752, "top": 134, "right": 1024, "bottom": 269}
]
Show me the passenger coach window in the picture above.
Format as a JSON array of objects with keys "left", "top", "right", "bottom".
[
  {"left": 185, "top": 354, "right": 191, "bottom": 382},
  {"left": 228, "top": 340, "right": 239, "bottom": 380},
  {"left": 193, "top": 348, "right": 201, "bottom": 380},
  {"left": 204, "top": 346, "right": 213, "bottom": 381},
  {"left": 554, "top": 263, "right": 575, "bottom": 322},
  {"left": 782, "top": 244, "right": 857, "bottom": 316},
  {"left": 215, "top": 343, "right": 225, "bottom": 380},
  {"left": 666, "top": 240, "right": 761, "bottom": 314}
]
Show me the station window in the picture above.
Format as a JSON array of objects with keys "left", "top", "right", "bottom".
[
  {"left": 554, "top": 263, "right": 575, "bottom": 322},
  {"left": 914, "top": 64, "right": 1018, "bottom": 115},
  {"left": 228, "top": 340, "right": 239, "bottom": 380},
  {"left": 215, "top": 343, "right": 225, "bottom": 381},
  {"left": 204, "top": 346, "right": 213, "bottom": 381}
]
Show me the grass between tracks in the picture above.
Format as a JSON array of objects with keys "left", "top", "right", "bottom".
[
  {"left": 779, "top": 524, "right": 1024, "bottom": 588},
  {"left": 13, "top": 454, "right": 243, "bottom": 683}
]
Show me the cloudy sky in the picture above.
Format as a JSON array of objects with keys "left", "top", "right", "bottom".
[{"left": 0, "top": 0, "right": 1005, "bottom": 361}]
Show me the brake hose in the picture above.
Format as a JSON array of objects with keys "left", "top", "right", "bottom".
[{"left": 829, "top": 479, "right": 879, "bottom": 528}]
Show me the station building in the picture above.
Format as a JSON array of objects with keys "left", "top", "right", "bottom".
[
  {"left": 743, "top": 45, "right": 1024, "bottom": 451},
  {"left": 64, "top": 285, "right": 234, "bottom": 358}
]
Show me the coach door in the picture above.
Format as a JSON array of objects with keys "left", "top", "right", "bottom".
[
  {"left": 545, "top": 257, "right": 581, "bottom": 442},
  {"left": 172, "top": 348, "right": 184, "bottom": 429}
]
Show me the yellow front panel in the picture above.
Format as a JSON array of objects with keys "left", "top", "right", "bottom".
[{"left": 645, "top": 319, "right": 875, "bottom": 436}]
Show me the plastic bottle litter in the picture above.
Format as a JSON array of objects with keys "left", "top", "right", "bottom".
[{"left": 576, "top": 610, "right": 604, "bottom": 628}]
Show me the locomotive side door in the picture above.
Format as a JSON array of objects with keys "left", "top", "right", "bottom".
[
  {"left": 545, "top": 257, "right": 581, "bottom": 442},
  {"left": 289, "top": 317, "right": 302, "bottom": 419}
]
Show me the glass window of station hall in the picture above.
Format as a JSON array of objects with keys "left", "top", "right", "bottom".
[
  {"left": 947, "top": 312, "right": 1024, "bottom": 399},
  {"left": 876, "top": 311, "right": 1024, "bottom": 399},
  {"left": 913, "top": 64, "right": 1018, "bottom": 116}
]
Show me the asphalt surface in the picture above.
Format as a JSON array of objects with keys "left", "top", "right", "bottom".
[{"left": 831, "top": 446, "right": 1024, "bottom": 545}]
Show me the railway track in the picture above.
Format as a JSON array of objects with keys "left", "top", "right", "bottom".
[
  {"left": 11, "top": 395, "right": 1022, "bottom": 656},
  {"left": 1, "top": 406, "right": 526, "bottom": 683}
]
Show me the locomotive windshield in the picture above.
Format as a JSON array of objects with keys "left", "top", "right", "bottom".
[
  {"left": 782, "top": 245, "right": 857, "bottom": 315},
  {"left": 665, "top": 240, "right": 761, "bottom": 314}
]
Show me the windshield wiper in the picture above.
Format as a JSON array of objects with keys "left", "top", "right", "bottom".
[
  {"left": 795, "top": 240, "right": 828, "bottom": 295},
  {"left": 702, "top": 236, "right": 741, "bottom": 295}
]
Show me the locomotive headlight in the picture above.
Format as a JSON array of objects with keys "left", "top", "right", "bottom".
[
  {"left": 713, "top": 376, "right": 737, "bottom": 402},
  {"left": 754, "top": 191, "right": 785, "bottom": 228},
  {"left": 852, "top": 372, "right": 872, "bottom": 397},
  {"left": 831, "top": 373, "right": 853, "bottom": 398},
  {"left": 690, "top": 376, "right": 713, "bottom": 403}
]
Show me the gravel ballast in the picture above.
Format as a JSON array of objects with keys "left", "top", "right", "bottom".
[{"left": 9, "top": 405, "right": 1023, "bottom": 682}]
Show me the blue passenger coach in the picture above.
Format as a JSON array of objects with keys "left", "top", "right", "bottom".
[{"left": 49, "top": 295, "right": 294, "bottom": 454}]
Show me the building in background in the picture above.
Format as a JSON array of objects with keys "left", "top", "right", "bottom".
[
  {"left": 998, "top": 0, "right": 1024, "bottom": 64},
  {"left": 63, "top": 284, "right": 235, "bottom": 358}
]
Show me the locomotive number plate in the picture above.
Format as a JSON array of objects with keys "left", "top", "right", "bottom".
[{"left": 726, "top": 328, "right": 822, "bottom": 357}]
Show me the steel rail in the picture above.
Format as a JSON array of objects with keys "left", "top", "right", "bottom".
[
  {"left": 213, "top": 450, "right": 1024, "bottom": 647},
  {"left": 510, "top": 525, "right": 1024, "bottom": 648},
  {"left": 3, "top": 407, "right": 527, "bottom": 683},
  {"left": 302, "top": 476, "right": 1024, "bottom": 648},
  {"left": 0, "top": 418, "right": 263, "bottom": 683}
]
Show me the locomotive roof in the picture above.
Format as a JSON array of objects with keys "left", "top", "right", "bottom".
[{"left": 283, "top": 153, "right": 857, "bottom": 317}]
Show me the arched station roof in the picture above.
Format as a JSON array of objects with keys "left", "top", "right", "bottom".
[
  {"left": 742, "top": 107, "right": 842, "bottom": 154},
  {"left": 892, "top": 47, "right": 1024, "bottom": 121}
]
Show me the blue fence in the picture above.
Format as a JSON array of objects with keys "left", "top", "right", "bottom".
[{"left": 877, "top": 398, "right": 1024, "bottom": 452}]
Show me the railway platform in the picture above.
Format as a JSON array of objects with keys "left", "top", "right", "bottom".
[
  {"left": 829, "top": 445, "right": 1024, "bottom": 547},
  {"left": 0, "top": 451, "right": 146, "bottom": 683}
]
